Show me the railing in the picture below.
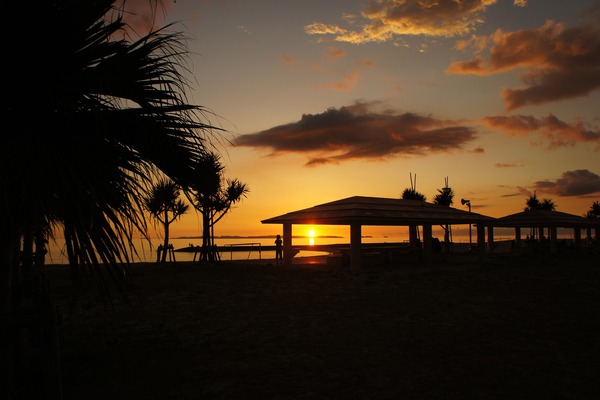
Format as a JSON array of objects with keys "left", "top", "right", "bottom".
[{"left": 220, "top": 242, "right": 262, "bottom": 260}]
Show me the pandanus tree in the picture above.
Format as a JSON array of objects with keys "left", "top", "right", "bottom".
[
  {"left": 401, "top": 173, "right": 426, "bottom": 247},
  {"left": 144, "top": 179, "right": 189, "bottom": 263},
  {"left": 1, "top": 1, "right": 221, "bottom": 398},
  {"left": 186, "top": 152, "right": 249, "bottom": 263},
  {"left": 433, "top": 177, "right": 455, "bottom": 252}
]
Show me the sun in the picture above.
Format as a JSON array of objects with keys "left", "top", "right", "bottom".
[{"left": 308, "top": 229, "right": 316, "bottom": 246}]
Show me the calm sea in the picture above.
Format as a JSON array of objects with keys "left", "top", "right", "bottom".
[
  {"left": 42, "top": 227, "right": 523, "bottom": 265},
  {"left": 43, "top": 235, "right": 415, "bottom": 264}
]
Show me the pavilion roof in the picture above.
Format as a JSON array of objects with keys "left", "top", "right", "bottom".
[
  {"left": 491, "top": 209, "right": 599, "bottom": 228},
  {"left": 261, "top": 196, "right": 496, "bottom": 227}
]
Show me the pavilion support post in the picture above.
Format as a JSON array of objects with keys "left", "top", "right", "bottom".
[
  {"left": 408, "top": 225, "right": 418, "bottom": 249},
  {"left": 283, "top": 223, "right": 293, "bottom": 265},
  {"left": 476, "top": 224, "right": 486, "bottom": 259},
  {"left": 422, "top": 224, "right": 432, "bottom": 263},
  {"left": 549, "top": 227, "right": 558, "bottom": 253},
  {"left": 574, "top": 227, "right": 581, "bottom": 252},
  {"left": 514, "top": 227, "right": 522, "bottom": 252},
  {"left": 350, "top": 223, "right": 362, "bottom": 271},
  {"left": 487, "top": 226, "right": 495, "bottom": 254}
]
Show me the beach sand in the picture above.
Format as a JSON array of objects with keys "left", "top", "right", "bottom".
[{"left": 46, "top": 252, "right": 600, "bottom": 399}]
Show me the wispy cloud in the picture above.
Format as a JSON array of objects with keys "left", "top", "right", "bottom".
[
  {"left": 279, "top": 50, "right": 374, "bottom": 92},
  {"left": 235, "top": 101, "right": 478, "bottom": 166},
  {"left": 495, "top": 162, "right": 524, "bottom": 168},
  {"left": 314, "top": 70, "right": 364, "bottom": 91},
  {"left": 448, "top": 21, "right": 600, "bottom": 110},
  {"left": 482, "top": 114, "right": 600, "bottom": 150},
  {"left": 305, "top": 0, "right": 515, "bottom": 44},
  {"left": 533, "top": 170, "right": 600, "bottom": 196}
]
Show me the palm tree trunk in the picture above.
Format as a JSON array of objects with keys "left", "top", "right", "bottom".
[
  {"left": 201, "top": 212, "right": 211, "bottom": 262},
  {"left": 161, "top": 210, "right": 170, "bottom": 263}
]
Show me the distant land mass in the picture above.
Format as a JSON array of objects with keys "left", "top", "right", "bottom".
[{"left": 175, "top": 235, "right": 347, "bottom": 239}]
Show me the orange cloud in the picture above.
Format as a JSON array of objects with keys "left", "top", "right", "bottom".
[
  {"left": 279, "top": 54, "right": 296, "bottom": 66},
  {"left": 327, "top": 47, "right": 346, "bottom": 60},
  {"left": 448, "top": 21, "right": 600, "bottom": 110},
  {"left": 483, "top": 114, "right": 600, "bottom": 150},
  {"left": 314, "top": 70, "right": 363, "bottom": 91},
  {"left": 305, "top": 0, "right": 506, "bottom": 44},
  {"left": 235, "top": 101, "right": 478, "bottom": 166}
]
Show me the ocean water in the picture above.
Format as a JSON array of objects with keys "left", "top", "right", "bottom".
[
  {"left": 43, "top": 236, "right": 351, "bottom": 264},
  {"left": 42, "top": 226, "right": 526, "bottom": 265}
]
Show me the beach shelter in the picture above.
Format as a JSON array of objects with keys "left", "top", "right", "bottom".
[
  {"left": 490, "top": 209, "right": 600, "bottom": 252},
  {"left": 261, "top": 196, "right": 497, "bottom": 269}
]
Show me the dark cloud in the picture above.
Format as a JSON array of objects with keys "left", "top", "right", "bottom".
[
  {"left": 482, "top": 114, "right": 600, "bottom": 150},
  {"left": 235, "top": 101, "right": 478, "bottom": 166},
  {"left": 447, "top": 21, "right": 600, "bottom": 110},
  {"left": 534, "top": 169, "right": 600, "bottom": 196}
]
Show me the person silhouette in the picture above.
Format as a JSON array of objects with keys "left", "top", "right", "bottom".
[{"left": 275, "top": 234, "right": 283, "bottom": 265}]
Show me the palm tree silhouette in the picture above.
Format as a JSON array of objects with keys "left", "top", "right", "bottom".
[
  {"left": 584, "top": 201, "right": 600, "bottom": 247},
  {"left": 523, "top": 192, "right": 556, "bottom": 239},
  {"left": 186, "top": 152, "right": 249, "bottom": 263},
  {"left": 144, "top": 179, "right": 189, "bottom": 263},
  {"left": 2, "top": 1, "right": 221, "bottom": 397},
  {"left": 401, "top": 173, "right": 426, "bottom": 248},
  {"left": 433, "top": 177, "right": 455, "bottom": 252}
]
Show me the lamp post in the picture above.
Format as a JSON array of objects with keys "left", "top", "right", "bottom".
[{"left": 461, "top": 199, "right": 472, "bottom": 247}]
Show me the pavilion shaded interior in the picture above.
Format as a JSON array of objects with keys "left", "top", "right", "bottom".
[{"left": 261, "top": 196, "right": 497, "bottom": 269}]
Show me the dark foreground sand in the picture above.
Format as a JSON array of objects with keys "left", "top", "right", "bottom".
[{"left": 46, "top": 252, "right": 600, "bottom": 400}]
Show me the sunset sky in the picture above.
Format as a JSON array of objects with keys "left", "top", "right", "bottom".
[{"left": 125, "top": 0, "right": 600, "bottom": 239}]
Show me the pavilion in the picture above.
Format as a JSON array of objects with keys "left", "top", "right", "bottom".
[
  {"left": 261, "top": 196, "right": 497, "bottom": 269},
  {"left": 489, "top": 209, "right": 600, "bottom": 253}
]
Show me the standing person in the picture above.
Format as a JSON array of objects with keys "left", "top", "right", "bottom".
[{"left": 275, "top": 234, "right": 283, "bottom": 265}]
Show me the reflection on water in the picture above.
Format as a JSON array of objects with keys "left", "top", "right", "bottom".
[
  {"left": 43, "top": 230, "right": 508, "bottom": 265},
  {"left": 44, "top": 236, "right": 351, "bottom": 265}
]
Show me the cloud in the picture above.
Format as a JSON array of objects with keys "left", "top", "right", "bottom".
[
  {"left": 279, "top": 54, "right": 296, "bottom": 66},
  {"left": 305, "top": 0, "right": 507, "bottom": 44},
  {"left": 533, "top": 170, "right": 600, "bottom": 196},
  {"left": 495, "top": 162, "right": 523, "bottom": 168},
  {"left": 447, "top": 21, "right": 600, "bottom": 110},
  {"left": 482, "top": 114, "right": 600, "bottom": 150},
  {"left": 314, "top": 70, "right": 364, "bottom": 91},
  {"left": 235, "top": 101, "right": 478, "bottom": 166}
]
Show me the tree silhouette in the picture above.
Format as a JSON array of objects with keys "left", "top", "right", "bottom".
[
  {"left": 523, "top": 192, "right": 556, "bottom": 239},
  {"left": 433, "top": 177, "right": 455, "bottom": 252},
  {"left": 401, "top": 173, "right": 426, "bottom": 247},
  {"left": 186, "top": 152, "right": 249, "bottom": 263},
  {"left": 524, "top": 192, "right": 542, "bottom": 211},
  {"left": 144, "top": 179, "right": 189, "bottom": 263},
  {"left": 584, "top": 201, "right": 600, "bottom": 246},
  {"left": 2, "top": 1, "right": 221, "bottom": 397},
  {"left": 585, "top": 201, "right": 600, "bottom": 219}
]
